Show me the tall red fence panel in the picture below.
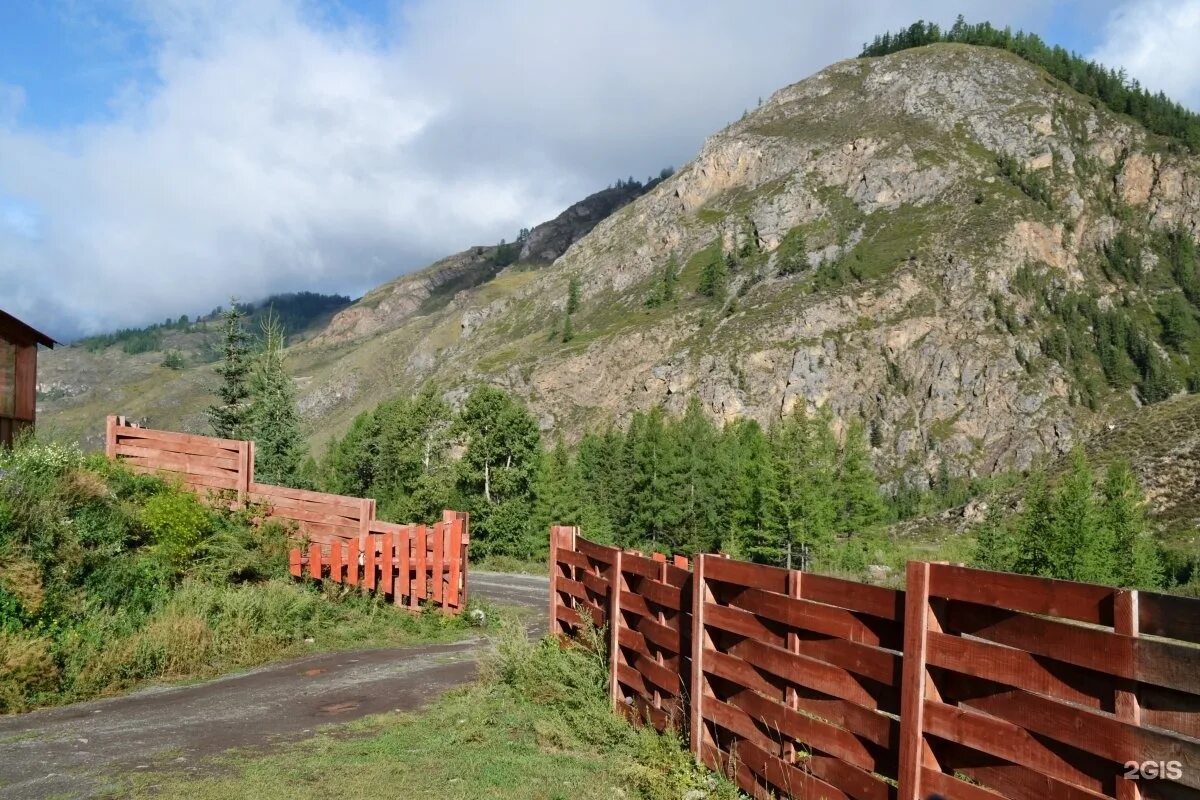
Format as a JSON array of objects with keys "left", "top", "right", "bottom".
[
  {"left": 612, "top": 550, "right": 692, "bottom": 731},
  {"left": 904, "top": 563, "right": 1200, "bottom": 800},
  {"left": 106, "top": 416, "right": 468, "bottom": 614},
  {"left": 550, "top": 528, "right": 1200, "bottom": 800}
]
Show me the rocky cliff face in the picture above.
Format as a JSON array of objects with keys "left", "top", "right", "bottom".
[
  {"left": 43, "top": 44, "right": 1200, "bottom": 492},
  {"left": 519, "top": 182, "right": 655, "bottom": 263}
]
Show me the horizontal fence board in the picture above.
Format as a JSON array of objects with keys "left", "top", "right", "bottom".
[
  {"left": 928, "top": 563, "right": 1116, "bottom": 625},
  {"left": 1140, "top": 591, "right": 1200, "bottom": 644}
]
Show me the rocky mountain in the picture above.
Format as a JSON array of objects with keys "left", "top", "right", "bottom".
[{"left": 41, "top": 43, "right": 1200, "bottom": 539}]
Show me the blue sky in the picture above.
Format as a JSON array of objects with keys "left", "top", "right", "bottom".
[{"left": 1, "top": 0, "right": 1197, "bottom": 339}]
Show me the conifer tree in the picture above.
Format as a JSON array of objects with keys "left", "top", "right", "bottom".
[
  {"left": 971, "top": 501, "right": 1015, "bottom": 572},
  {"left": 567, "top": 275, "right": 581, "bottom": 315},
  {"left": 246, "top": 314, "right": 307, "bottom": 487},
  {"left": 628, "top": 407, "right": 684, "bottom": 550},
  {"left": 675, "top": 398, "right": 726, "bottom": 554},
  {"left": 206, "top": 301, "right": 251, "bottom": 439},
  {"left": 1051, "top": 448, "right": 1109, "bottom": 583},
  {"left": 1101, "top": 460, "right": 1163, "bottom": 588},
  {"left": 726, "top": 418, "right": 780, "bottom": 561},
  {"left": 770, "top": 405, "right": 837, "bottom": 566},
  {"left": 1014, "top": 472, "right": 1055, "bottom": 577},
  {"left": 836, "top": 421, "right": 887, "bottom": 535},
  {"left": 698, "top": 250, "right": 729, "bottom": 300}
]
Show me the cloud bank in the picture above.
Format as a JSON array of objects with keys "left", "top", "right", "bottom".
[{"left": 0, "top": 0, "right": 1137, "bottom": 339}]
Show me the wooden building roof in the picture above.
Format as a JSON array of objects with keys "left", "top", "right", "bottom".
[{"left": 0, "top": 310, "right": 56, "bottom": 348}]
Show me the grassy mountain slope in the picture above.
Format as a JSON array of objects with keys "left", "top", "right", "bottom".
[{"left": 43, "top": 44, "right": 1200, "bottom": 501}]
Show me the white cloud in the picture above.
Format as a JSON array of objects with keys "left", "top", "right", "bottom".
[
  {"left": 1, "top": 0, "right": 1059, "bottom": 338},
  {"left": 1090, "top": 0, "right": 1200, "bottom": 107}
]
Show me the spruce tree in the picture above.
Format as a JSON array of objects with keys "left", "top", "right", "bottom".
[
  {"left": 628, "top": 407, "right": 684, "bottom": 551},
  {"left": 567, "top": 275, "right": 581, "bottom": 315},
  {"left": 1014, "top": 473, "right": 1055, "bottom": 577},
  {"left": 1101, "top": 460, "right": 1163, "bottom": 588},
  {"left": 698, "top": 250, "right": 729, "bottom": 300},
  {"left": 770, "top": 405, "right": 838, "bottom": 567},
  {"left": 836, "top": 420, "right": 886, "bottom": 535},
  {"left": 206, "top": 301, "right": 251, "bottom": 439},
  {"left": 246, "top": 314, "right": 307, "bottom": 487},
  {"left": 726, "top": 418, "right": 780, "bottom": 561},
  {"left": 675, "top": 399, "right": 726, "bottom": 554},
  {"left": 1051, "top": 448, "right": 1109, "bottom": 583},
  {"left": 971, "top": 502, "right": 1014, "bottom": 572}
]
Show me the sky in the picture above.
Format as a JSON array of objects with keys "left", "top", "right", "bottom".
[{"left": 0, "top": 0, "right": 1197, "bottom": 341}]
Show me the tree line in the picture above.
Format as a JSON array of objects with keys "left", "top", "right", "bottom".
[
  {"left": 205, "top": 317, "right": 1170, "bottom": 590},
  {"left": 861, "top": 17, "right": 1200, "bottom": 152}
]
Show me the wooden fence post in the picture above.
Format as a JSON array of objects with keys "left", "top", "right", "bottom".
[
  {"left": 609, "top": 548, "right": 624, "bottom": 709},
  {"left": 1116, "top": 589, "right": 1141, "bottom": 800},
  {"left": 237, "top": 440, "right": 250, "bottom": 502},
  {"left": 783, "top": 566, "right": 802, "bottom": 764},
  {"left": 689, "top": 553, "right": 708, "bottom": 762},
  {"left": 898, "top": 561, "right": 933, "bottom": 800},
  {"left": 105, "top": 416, "right": 116, "bottom": 459},
  {"left": 548, "top": 526, "right": 560, "bottom": 637}
]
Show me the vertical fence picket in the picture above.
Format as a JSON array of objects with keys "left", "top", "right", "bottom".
[
  {"left": 380, "top": 530, "right": 394, "bottom": 597},
  {"left": 609, "top": 548, "right": 623, "bottom": 709},
  {"left": 348, "top": 537, "right": 361, "bottom": 588},
  {"left": 689, "top": 553, "right": 708, "bottom": 764},
  {"left": 1116, "top": 589, "right": 1141, "bottom": 800},
  {"left": 446, "top": 518, "right": 462, "bottom": 609},
  {"left": 329, "top": 539, "right": 342, "bottom": 584},
  {"left": 289, "top": 549, "right": 301, "bottom": 578},
  {"left": 413, "top": 525, "right": 427, "bottom": 607},
  {"left": 431, "top": 522, "right": 445, "bottom": 605},
  {"left": 898, "top": 561, "right": 932, "bottom": 800},
  {"left": 308, "top": 542, "right": 322, "bottom": 582}
]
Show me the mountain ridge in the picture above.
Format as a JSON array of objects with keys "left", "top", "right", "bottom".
[{"left": 40, "top": 43, "right": 1200, "bottom": 537}]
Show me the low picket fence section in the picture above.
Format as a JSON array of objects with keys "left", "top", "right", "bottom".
[
  {"left": 549, "top": 528, "right": 1200, "bottom": 800},
  {"left": 290, "top": 512, "right": 469, "bottom": 612},
  {"left": 105, "top": 416, "right": 469, "bottom": 613}
]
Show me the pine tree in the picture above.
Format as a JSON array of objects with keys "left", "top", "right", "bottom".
[
  {"left": 770, "top": 405, "right": 837, "bottom": 567},
  {"left": 1052, "top": 448, "right": 1109, "bottom": 583},
  {"left": 206, "top": 301, "right": 251, "bottom": 439},
  {"left": 726, "top": 418, "right": 780, "bottom": 560},
  {"left": 971, "top": 501, "right": 1015, "bottom": 572},
  {"left": 628, "top": 407, "right": 684, "bottom": 551},
  {"left": 1014, "top": 473, "right": 1055, "bottom": 577},
  {"left": 567, "top": 275, "right": 581, "bottom": 315},
  {"left": 836, "top": 420, "right": 886, "bottom": 535},
  {"left": 698, "top": 250, "right": 729, "bottom": 300},
  {"left": 675, "top": 398, "right": 726, "bottom": 554},
  {"left": 245, "top": 313, "right": 307, "bottom": 487},
  {"left": 1101, "top": 460, "right": 1163, "bottom": 588}
]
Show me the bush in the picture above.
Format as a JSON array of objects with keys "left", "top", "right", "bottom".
[
  {"left": 0, "top": 630, "right": 59, "bottom": 712},
  {"left": 140, "top": 490, "right": 214, "bottom": 568}
]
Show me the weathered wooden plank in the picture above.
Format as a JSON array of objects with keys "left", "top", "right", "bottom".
[
  {"left": 1140, "top": 591, "right": 1200, "bottom": 645},
  {"left": 702, "top": 556, "right": 790, "bottom": 594},
  {"left": 928, "top": 563, "right": 1116, "bottom": 625}
]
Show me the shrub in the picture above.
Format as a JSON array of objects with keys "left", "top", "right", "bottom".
[
  {"left": 140, "top": 490, "right": 214, "bottom": 568},
  {"left": 0, "top": 631, "right": 59, "bottom": 712}
]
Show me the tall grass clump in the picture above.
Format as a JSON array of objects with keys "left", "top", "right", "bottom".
[{"left": 0, "top": 439, "right": 471, "bottom": 712}]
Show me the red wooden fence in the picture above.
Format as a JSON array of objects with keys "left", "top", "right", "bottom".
[
  {"left": 106, "top": 416, "right": 469, "bottom": 613},
  {"left": 550, "top": 531, "right": 1200, "bottom": 800}
]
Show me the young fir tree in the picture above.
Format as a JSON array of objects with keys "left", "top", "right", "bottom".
[
  {"left": 698, "top": 250, "right": 729, "bottom": 300},
  {"left": 627, "top": 407, "right": 684, "bottom": 551},
  {"left": 1101, "top": 460, "right": 1163, "bottom": 588},
  {"left": 769, "top": 405, "right": 838, "bottom": 567},
  {"left": 674, "top": 398, "right": 727, "bottom": 554},
  {"left": 245, "top": 314, "right": 307, "bottom": 487},
  {"left": 970, "top": 501, "right": 1015, "bottom": 572},
  {"left": 835, "top": 420, "right": 887, "bottom": 536},
  {"left": 534, "top": 438, "right": 587, "bottom": 536},
  {"left": 1013, "top": 472, "right": 1055, "bottom": 577},
  {"left": 1051, "top": 448, "right": 1110, "bottom": 583},
  {"left": 206, "top": 301, "right": 251, "bottom": 439},
  {"left": 725, "top": 418, "right": 780, "bottom": 561},
  {"left": 576, "top": 428, "right": 628, "bottom": 544},
  {"left": 567, "top": 275, "right": 581, "bottom": 315}
]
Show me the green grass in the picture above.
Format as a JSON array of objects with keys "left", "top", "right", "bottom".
[{"left": 109, "top": 624, "right": 738, "bottom": 800}]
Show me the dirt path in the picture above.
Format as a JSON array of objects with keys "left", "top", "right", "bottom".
[{"left": 0, "top": 571, "right": 549, "bottom": 800}]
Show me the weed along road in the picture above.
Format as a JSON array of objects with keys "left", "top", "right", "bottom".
[{"left": 0, "top": 572, "right": 549, "bottom": 800}]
